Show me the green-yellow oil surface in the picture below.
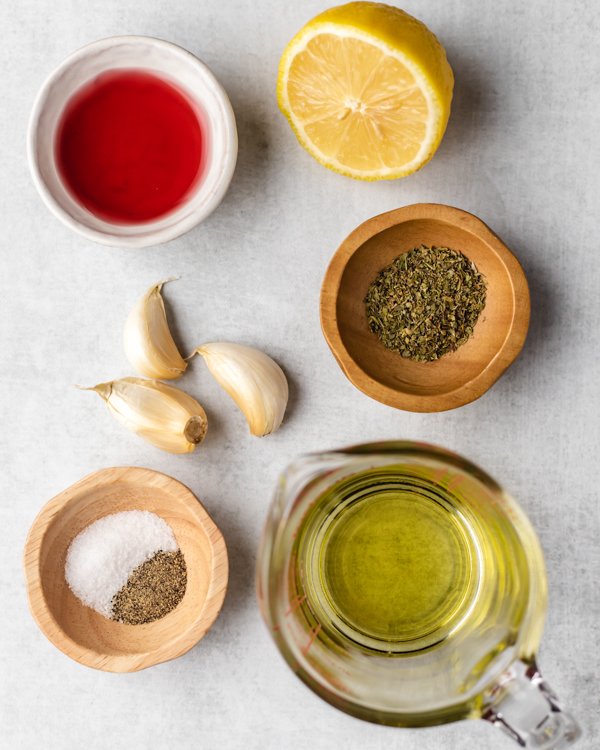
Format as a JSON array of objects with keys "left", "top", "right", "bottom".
[
  {"left": 294, "top": 467, "right": 536, "bottom": 657},
  {"left": 320, "top": 491, "right": 474, "bottom": 642},
  {"left": 288, "top": 462, "right": 544, "bottom": 722}
]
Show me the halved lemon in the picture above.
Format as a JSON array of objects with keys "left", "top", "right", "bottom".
[{"left": 277, "top": 2, "right": 454, "bottom": 180}]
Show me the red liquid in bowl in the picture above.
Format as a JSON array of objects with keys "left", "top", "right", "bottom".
[{"left": 56, "top": 69, "right": 204, "bottom": 224}]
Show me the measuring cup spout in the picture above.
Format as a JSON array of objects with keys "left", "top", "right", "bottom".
[{"left": 483, "top": 660, "right": 581, "bottom": 748}]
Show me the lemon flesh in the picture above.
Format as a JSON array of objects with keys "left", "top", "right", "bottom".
[{"left": 278, "top": 2, "right": 454, "bottom": 180}]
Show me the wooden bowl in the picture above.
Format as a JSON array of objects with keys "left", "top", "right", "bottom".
[
  {"left": 320, "top": 204, "right": 530, "bottom": 412},
  {"left": 23, "top": 467, "right": 228, "bottom": 672}
]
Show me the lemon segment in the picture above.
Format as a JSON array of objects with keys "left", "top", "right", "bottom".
[{"left": 277, "top": 3, "right": 454, "bottom": 180}]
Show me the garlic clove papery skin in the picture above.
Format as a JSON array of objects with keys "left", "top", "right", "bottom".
[
  {"left": 194, "top": 343, "right": 288, "bottom": 437},
  {"left": 87, "top": 377, "right": 207, "bottom": 454},
  {"left": 123, "top": 280, "right": 187, "bottom": 380}
]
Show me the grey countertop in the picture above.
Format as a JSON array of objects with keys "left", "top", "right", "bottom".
[{"left": 1, "top": 1, "right": 599, "bottom": 748}]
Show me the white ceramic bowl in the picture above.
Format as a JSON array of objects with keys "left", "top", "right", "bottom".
[{"left": 28, "top": 36, "right": 238, "bottom": 248}]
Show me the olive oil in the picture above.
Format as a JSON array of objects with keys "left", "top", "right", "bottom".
[
  {"left": 259, "top": 446, "right": 549, "bottom": 726},
  {"left": 320, "top": 491, "right": 475, "bottom": 643},
  {"left": 294, "top": 466, "right": 532, "bottom": 656}
]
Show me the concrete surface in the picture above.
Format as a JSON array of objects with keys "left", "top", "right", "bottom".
[{"left": 1, "top": 1, "right": 598, "bottom": 748}]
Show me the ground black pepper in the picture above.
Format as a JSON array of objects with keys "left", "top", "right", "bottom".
[{"left": 111, "top": 550, "right": 187, "bottom": 625}]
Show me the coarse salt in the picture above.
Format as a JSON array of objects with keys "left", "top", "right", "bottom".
[{"left": 64, "top": 510, "right": 178, "bottom": 618}]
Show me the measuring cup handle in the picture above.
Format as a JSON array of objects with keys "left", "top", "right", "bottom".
[{"left": 483, "top": 660, "right": 581, "bottom": 748}]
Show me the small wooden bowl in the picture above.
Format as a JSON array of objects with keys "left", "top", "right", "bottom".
[
  {"left": 24, "top": 467, "right": 228, "bottom": 672},
  {"left": 320, "top": 204, "right": 530, "bottom": 412}
]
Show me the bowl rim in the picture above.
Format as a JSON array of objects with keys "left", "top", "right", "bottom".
[
  {"left": 27, "top": 35, "right": 238, "bottom": 248},
  {"left": 319, "top": 203, "right": 531, "bottom": 413},
  {"left": 23, "top": 466, "right": 229, "bottom": 672}
]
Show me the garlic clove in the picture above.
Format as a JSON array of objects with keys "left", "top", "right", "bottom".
[
  {"left": 123, "top": 280, "right": 187, "bottom": 380},
  {"left": 193, "top": 342, "right": 288, "bottom": 437},
  {"left": 82, "top": 377, "right": 207, "bottom": 454}
]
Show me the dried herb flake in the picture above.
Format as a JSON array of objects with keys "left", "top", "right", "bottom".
[{"left": 364, "top": 245, "right": 486, "bottom": 362}]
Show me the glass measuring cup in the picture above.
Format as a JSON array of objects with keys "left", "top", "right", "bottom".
[{"left": 257, "top": 442, "right": 581, "bottom": 748}]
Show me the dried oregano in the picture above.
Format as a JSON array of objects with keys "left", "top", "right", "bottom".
[{"left": 364, "top": 245, "right": 487, "bottom": 362}]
